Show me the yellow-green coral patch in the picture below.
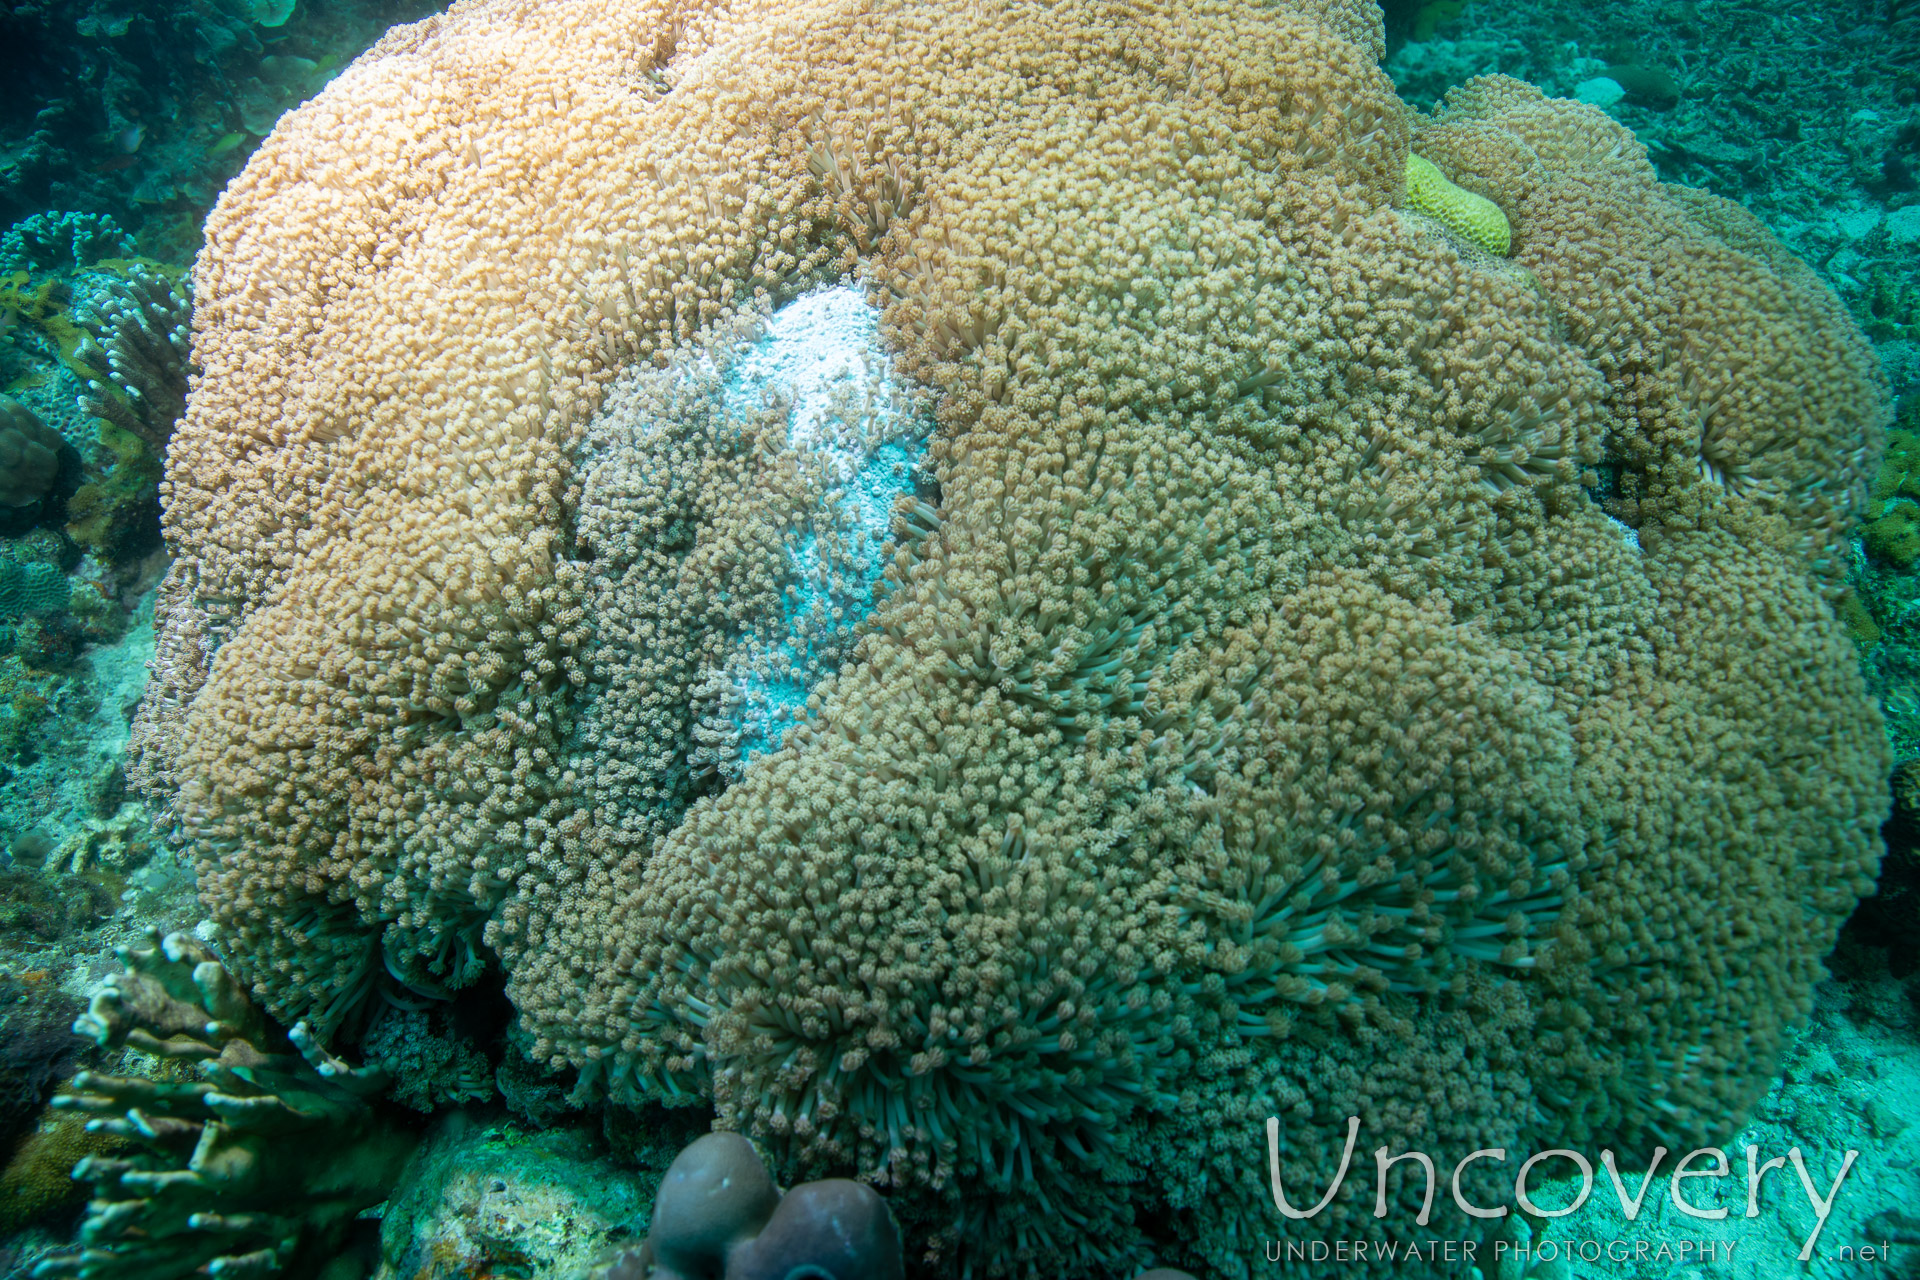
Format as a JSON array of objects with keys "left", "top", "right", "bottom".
[{"left": 1405, "top": 151, "right": 1512, "bottom": 255}]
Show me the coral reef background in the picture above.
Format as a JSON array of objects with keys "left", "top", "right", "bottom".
[{"left": 0, "top": 0, "right": 1914, "bottom": 1277}]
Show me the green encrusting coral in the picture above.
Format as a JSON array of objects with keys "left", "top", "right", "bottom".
[
  {"left": 1404, "top": 151, "right": 1512, "bottom": 255},
  {"left": 1864, "top": 427, "right": 1920, "bottom": 567},
  {"left": 0, "top": 560, "right": 70, "bottom": 620}
]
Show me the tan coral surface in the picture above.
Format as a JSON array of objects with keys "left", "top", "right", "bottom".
[{"left": 135, "top": 0, "right": 1890, "bottom": 1272}]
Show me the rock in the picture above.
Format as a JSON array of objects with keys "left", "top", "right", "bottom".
[
  {"left": 377, "top": 1113, "right": 654, "bottom": 1279},
  {"left": 1574, "top": 76, "right": 1626, "bottom": 108},
  {"left": 1886, "top": 204, "right": 1920, "bottom": 247}
]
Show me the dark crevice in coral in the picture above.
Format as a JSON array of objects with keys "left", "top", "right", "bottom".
[{"left": 1842, "top": 792, "right": 1920, "bottom": 983}]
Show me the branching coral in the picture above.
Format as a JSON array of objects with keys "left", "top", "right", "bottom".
[
  {"left": 73, "top": 264, "right": 193, "bottom": 453},
  {"left": 32, "top": 930, "right": 418, "bottom": 1280},
  {"left": 59, "top": 264, "right": 193, "bottom": 561},
  {"left": 0, "top": 214, "right": 133, "bottom": 276},
  {"left": 130, "top": 0, "right": 1889, "bottom": 1274}
]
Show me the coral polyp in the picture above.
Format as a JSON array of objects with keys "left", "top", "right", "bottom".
[{"left": 118, "top": 0, "right": 1889, "bottom": 1273}]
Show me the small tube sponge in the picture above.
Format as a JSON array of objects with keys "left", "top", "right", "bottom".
[
  {"left": 629, "top": 1132, "right": 903, "bottom": 1280},
  {"left": 726, "top": 1181, "right": 904, "bottom": 1280},
  {"left": 646, "top": 1132, "right": 781, "bottom": 1279},
  {"left": 1404, "top": 152, "right": 1512, "bottom": 255}
]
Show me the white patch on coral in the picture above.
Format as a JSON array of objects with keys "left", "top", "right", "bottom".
[
  {"left": 718, "top": 286, "right": 930, "bottom": 764},
  {"left": 576, "top": 284, "right": 933, "bottom": 782}
]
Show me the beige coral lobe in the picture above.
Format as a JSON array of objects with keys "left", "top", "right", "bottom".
[{"left": 130, "top": 0, "right": 1890, "bottom": 1273}]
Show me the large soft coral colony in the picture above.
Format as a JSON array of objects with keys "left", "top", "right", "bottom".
[{"left": 130, "top": 0, "right": 1890, "bottom": 1273}]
